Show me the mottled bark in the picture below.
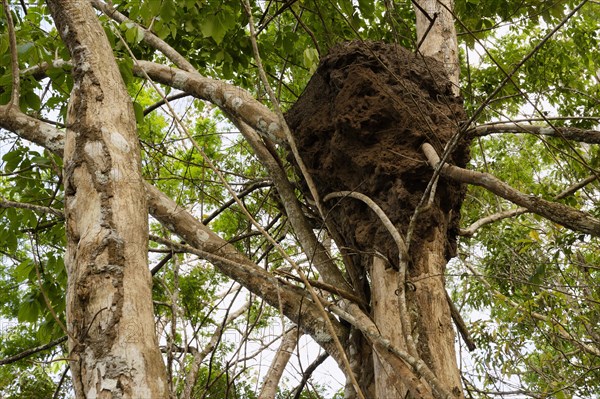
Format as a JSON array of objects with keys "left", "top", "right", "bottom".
[
  {"left": 45, "top": 0, "right": 168, "bottom": 397},
  {"left": 258, "top": 327, "right": 300, "bottom": 399},
  {"left": 413, "top": 0, "right": 460, "bottom": 94}
]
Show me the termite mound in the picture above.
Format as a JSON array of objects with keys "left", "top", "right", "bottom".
[{"left": 286, "top": 41, "right": 470, "bottom": 267}]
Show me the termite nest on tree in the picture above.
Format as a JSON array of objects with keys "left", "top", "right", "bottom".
[{"left": 286, "top": 41, "right": 470, "bottom": 266}]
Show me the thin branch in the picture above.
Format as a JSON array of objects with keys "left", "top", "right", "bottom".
[
  {"left": 274, "top": 270, "right": 366, "bottom": 306},
  {"left": 460, "top": 208, "right": 527, "bottom": 237},
  {"left": 133, "top": 61, "right": 285, "bottom": 144},
  {"left": 446, "top": 290, "right": 476, "bottom": 351},
  {"left": 469, "top": 122, "right": 600, "bottom": 144},
  {"left": 202, "top": 181, "right": 272, "bottom": 225},
  {"left": 232, "top": 118, "right": 352, "bottom": 293},
  {"left": 460, "top": 175, "right": 598, "bottom": 236},
  {"left": 2, "top": 0, "right": 20, "bottom": 106},
  {"left": 422, "top": 143, "right": 600, "bottom": 236},
  {"left": 459, "top": 0, "right": 590, "bottom": 128},
  {"left": 144, "top": 92, "right": 191, "bottom": 116},
  {"left": 461, "top": 259, "right": 600, "bottom": 357},
  {"left": 242, "top": 0, "right": 326, "bottom": 221},
  {"left": 291, "top": 352, "right": 329, "bottom": 399},
  {"left": 0, "top": 336, "right": 67, "bottom": 365},
  {"left": 331, "top": 300, "right": 452, "bottom": 399},
  {"left": 0, "top": 104, "right": 349, "bottom": 369},
  {"left": 0, "top": 198, "right": 64, "bottom": 218},
  {"left": 323, "top": 191, "right": 408, "bottom": 259},
  {"left": 182, "top": 301, "right": 250, "bottom": 399},
  {"left": 323, "top": 191, "right": 419, "bottom": 361}
]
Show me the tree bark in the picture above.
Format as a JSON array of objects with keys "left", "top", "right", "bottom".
[
  {"left": 46, "top": 0, "right": 168, "bottom": 397},
  {"left": 413, "top": 0, "right": 460, "bottom": 93},
  {"left": 258, "top": 327, "right": 300, "bottom": 399}
]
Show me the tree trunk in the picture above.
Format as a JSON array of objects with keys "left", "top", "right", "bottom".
[
  {"left": 414, "top": 0, "right": 460, "bottom": 94},
  {"left": 46, "top": 1, "right": 168, "bottom": 397}
]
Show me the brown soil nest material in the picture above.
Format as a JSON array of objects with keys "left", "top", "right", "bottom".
[{"left": 286, "top": 41, "right": 470, "bottom": 265}]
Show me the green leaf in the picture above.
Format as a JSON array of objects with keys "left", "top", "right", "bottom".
[
  {"left": 18, "top": 297, "right": 40, "bottom": 323},
  {"left": 14, "top": 259, "right": 34, "bottom": 283},
  {"left": 133, "top": 101, "right": 145, "bottom": 124},
  {"left": 160, "top": 0, "right": 177, "bottom": 22},
  {"left": 303, "top": 47, "right": 319, "bottom": 74}
]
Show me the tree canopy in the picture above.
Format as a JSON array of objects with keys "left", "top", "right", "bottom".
[{"left": 0, "top": 0, "right": 599, "bottom": 398}]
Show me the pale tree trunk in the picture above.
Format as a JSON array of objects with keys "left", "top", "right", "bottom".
[
  {"left": 414, "top": 0, "right": 460, "bottom": 94},
  {"left": 258, "top": 327, "right": 300, "bottom": 399},
  {"left": 46, "top": 0, "right": 168, "bottom": 397}
]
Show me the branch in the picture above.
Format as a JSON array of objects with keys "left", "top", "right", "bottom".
[
  {"left": 322, "top": 191, "right": 420, "bottom": 359},
  {"left": 90, "top": 0, "right": 196, "bottom": 73},
  {"left": 0, "top": 198, "right": 64, "bottom": 218},
  {"left": 331, "top": 301, "right": 452, "bottom": 399},
  {"left": 133, "top": 61, "right": 285, "bottom": 144},
  {"left": 2, "top": 0, "right": 20, "bottom": 106},
  {"left": 291, "top": 352, "right": 329, "bottom": 399},
  {"left": 234, "top": 119, "right": 351, "bottom": 291},
  {"left": 461, "top": 259, "right": 600, "bottom": 357},
  {"left": 143, "top": 92, "right": 190, "bottom": 116},
  {"left": 274, "top": 270, "right": 366, "bottom": 306},
  {"left": 258, "top": 327, "right": 299, "bottom": 399},
  {"left": 202, "top": 181, "right": 272, "bottom": 225},
  {"left": 460, "top": 175, "right": 598, "bottom": 236},
  {"left": 460, "top": 208, "right": 527, "bottom": 237},
  {"left": 469, "top": 122, "right": 600, "bottom": 144},
  {"left": 422, "top": 143, "right": 600, "bottom": 236},
  {"left": 0, "top": 336, "right": 67, "bottom": 365}
]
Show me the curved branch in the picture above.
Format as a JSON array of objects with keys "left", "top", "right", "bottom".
[
  {"left": 422, "top": 143, "right": 600, "bottom": 236},
  {"left": 133, "top": 61, "right": 285, "bottom": 144}
]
